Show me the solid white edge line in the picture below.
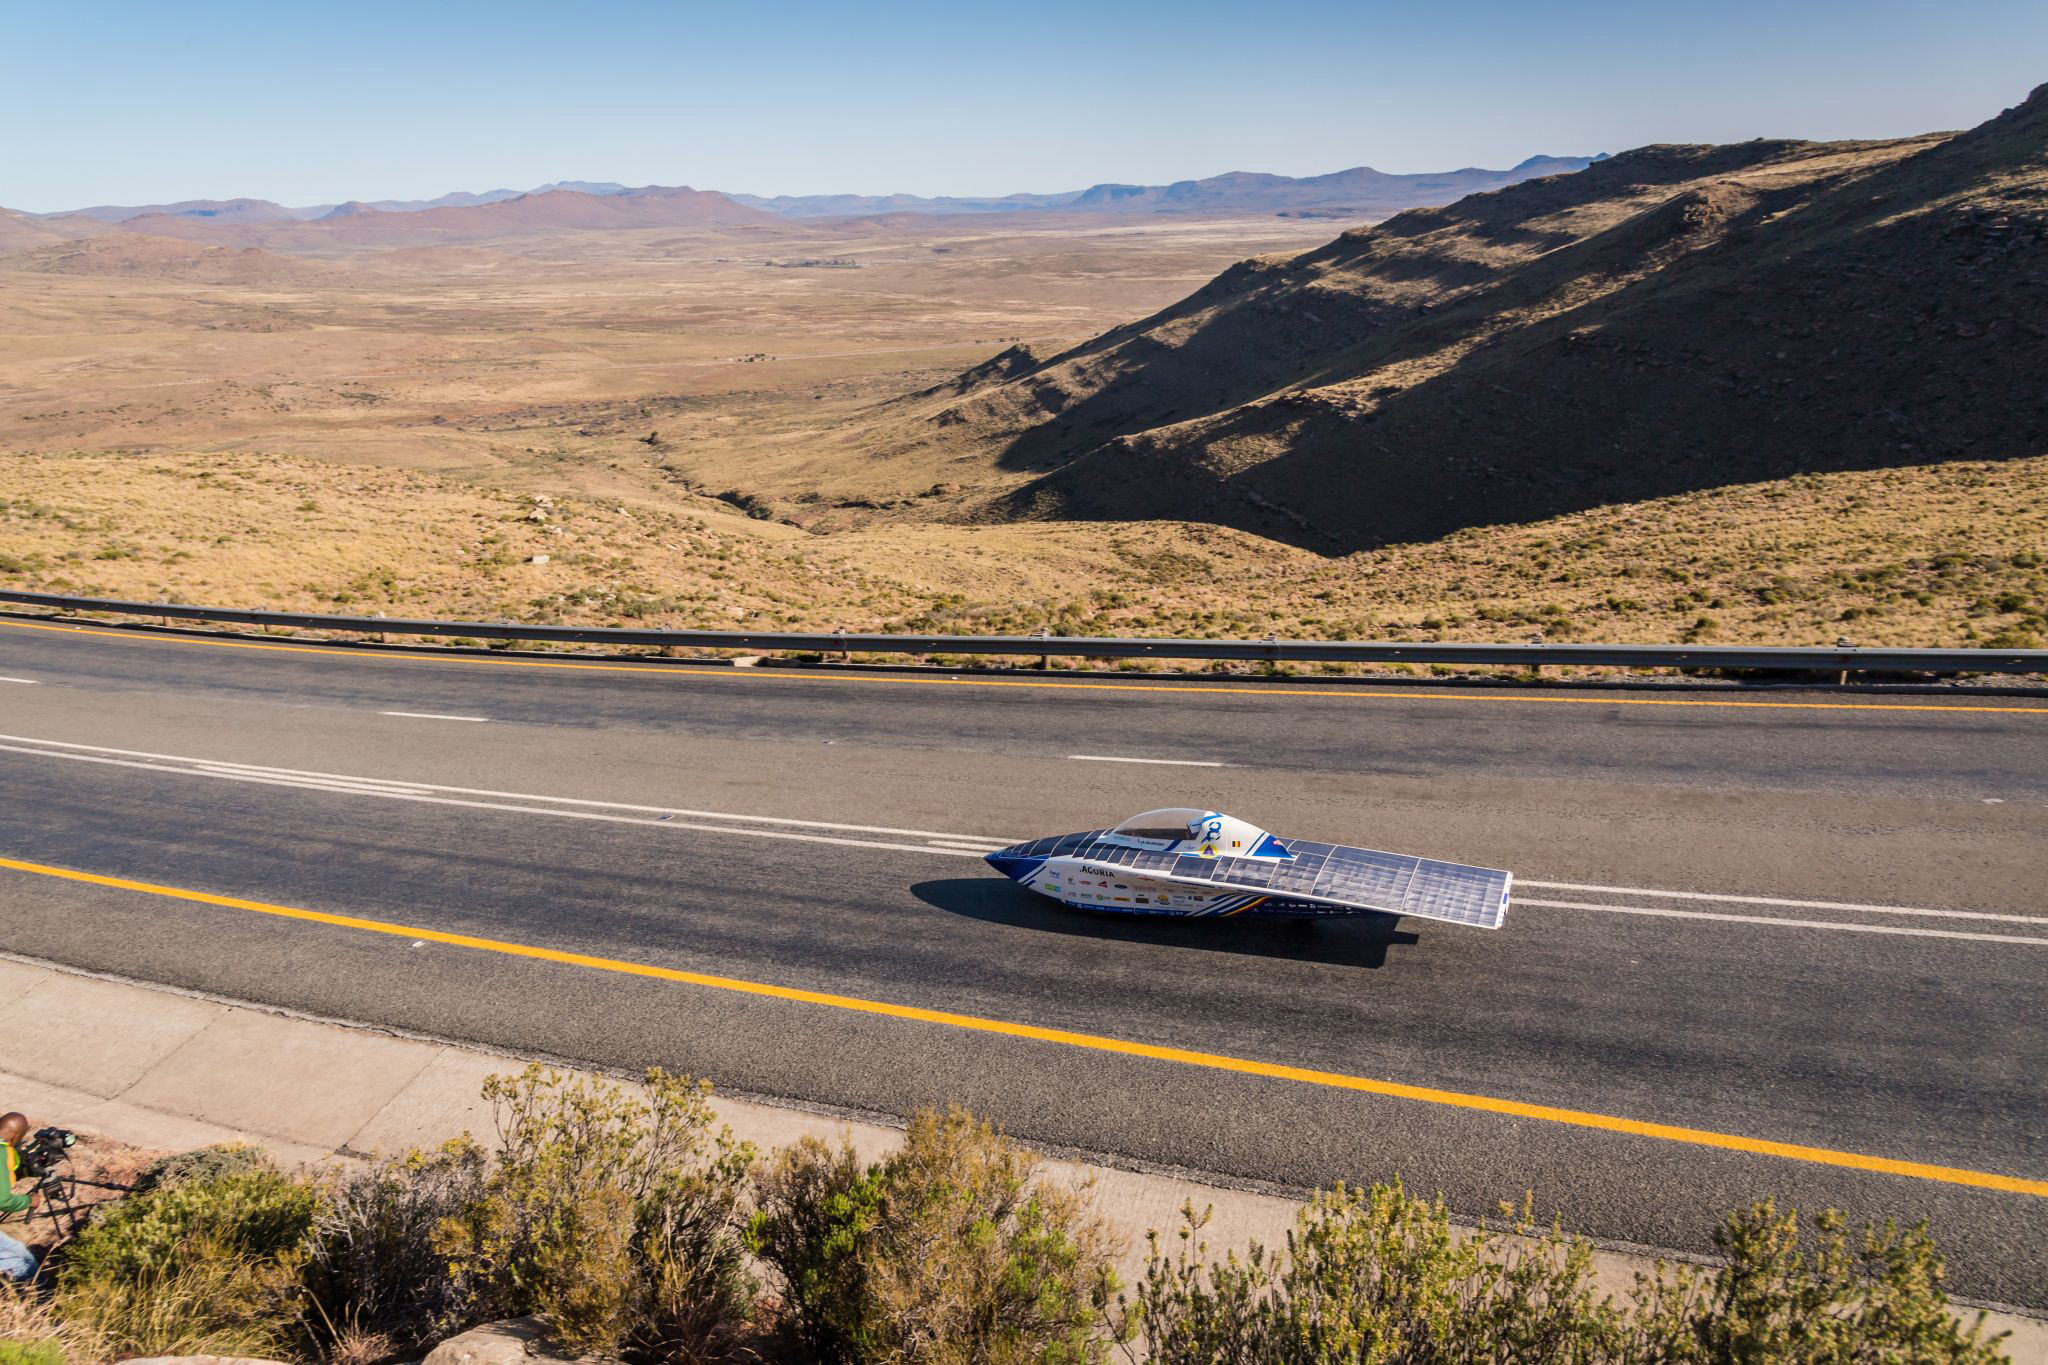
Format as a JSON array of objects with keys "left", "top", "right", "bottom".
[
  {"left": 198, "top": 772, "right": 459, "bottom": 799},
  {"left": 0, "top": 732, "right": 1009, "bottom": 843},
  {"left": 1067, "top": 754, "right": 1228, "bottom": 767},
  {"left": 192, "top": 763, "right": 439, "bottom": 794},
  {"left": 377, "top": 711, "right": 489, "bottom": 722},
  {"left": 1516, "top": 897, "right": 2048, "bottom": 947},
  {"left": 0, "top": 678, "right": 39, "bottom": 685},
  {"left": 0, "top": 742, "right": 991, "bottom": 860},
  {"left": 193, "top": 758, "right": 437, "bottom": 789},
  {"left": 1517, "top": 880, "right": 2042, "bottom": 924}
]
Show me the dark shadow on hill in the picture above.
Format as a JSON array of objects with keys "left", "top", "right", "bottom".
[
  {"left": 911, "top": 877, "right": 1418, "bottom": 970},
  {"left": 941, "top": 138, "right": 1861, "bottom": 488},
  {"left": 964, "top": 91, "right": 2048, "bottom": 554}
]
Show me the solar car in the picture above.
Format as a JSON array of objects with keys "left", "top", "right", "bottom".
[{"left": 983, "top": 808, "right": 1511, "bottom": 927}]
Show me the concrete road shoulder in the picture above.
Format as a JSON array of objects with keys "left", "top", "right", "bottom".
[{"left": 0, "top": 952, "right": 2038, "bottom": 1360}]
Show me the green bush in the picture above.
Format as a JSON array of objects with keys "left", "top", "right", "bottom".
[
  {"left": 1126, "top": 1186, "right": 2010, "bottom": 1365},
  {"left": 20, "top": 1100, "right": 2010, "bottom": 1365},
  {"left": 62, "top": 1153, "right": 316, "bottom": 1280},
  {"left": 1124, "top": 1181, "right": 1618, "bottom": 1364},
  {"left": 748, "top": 1135, "right": 886, "bottom": 1359},
  {"left": 749, "top": 1106, "right": 1122, "bottom": 1364},
  {"left": 0, "top": 1343, "right": 65, "bottom": 1365},
  {"left": 54, "top": 1151, "right": 315, "bottom": 1358},
  {"left": 631, "top": 1132, "right": 759, "bottom": 1360},
  {"left": 429, "top": 1064, "right": 756, "bottom": 1360},
  {"left": 1619, "top": 1199, "right": 2010, "bottom": 1363}
]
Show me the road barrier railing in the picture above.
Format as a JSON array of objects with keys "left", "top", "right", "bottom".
[{"left": 2, "top": 589, "right": 2043, "bottom": 676}]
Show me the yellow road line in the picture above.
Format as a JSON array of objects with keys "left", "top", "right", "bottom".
[
  {"left": 4, "top": 851, "right": 2042, "bottom": 1198},
  {"left": 1, "top": 615, "right": 2041, "bottom": 716}
]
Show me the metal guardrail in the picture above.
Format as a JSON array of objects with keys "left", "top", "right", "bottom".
[{"left": 1, "top": 589, "right": 2043, "bottom": 675}]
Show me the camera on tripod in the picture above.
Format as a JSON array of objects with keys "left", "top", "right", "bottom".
[
  {"left": 15, "top": 1127, "right": 76, "bottom": 1181},
  {"left": 7, "top": 1126, "right": 129, "bottom": 1237}
]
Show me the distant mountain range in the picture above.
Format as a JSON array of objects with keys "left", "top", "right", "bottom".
[
  {"left": 49, "top": 181, "right": 638, "bottom": 224},
  {"left": 32, "top": 159, "right": 1601, "bottom": 227},
  {"left": 730, "top": 157, "right": 1601, "bottom": 218}
]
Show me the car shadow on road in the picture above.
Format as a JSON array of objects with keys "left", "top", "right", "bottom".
[{"left": 910, "top": 877, "right": 1420, "bottom": 969}]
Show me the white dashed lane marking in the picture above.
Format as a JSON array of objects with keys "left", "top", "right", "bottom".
[{"left": 1067, "top": 754, "right": 1228, "bottom": 767}]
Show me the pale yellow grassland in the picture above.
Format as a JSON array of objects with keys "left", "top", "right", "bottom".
[{"left": 3, "top": 451, "right": 2040, "bottom": 663}]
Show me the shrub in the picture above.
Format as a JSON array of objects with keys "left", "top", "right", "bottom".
[
  {"left": 748, "top": 1136, "right": 888, "bottom": 1359},
  {"left": 54, "top": 1152, "right": 315, "bottom": 1358},
  {"left": 750, "top": 1106, "right": 1122, "bottom": 1364},
  {"left": 1621, "top": 1199, "right": 2011, "bottom": 1363},
  {"left": 304, "top": 1138, "right": 494, "bottom": 1354},
  {"left": 631, "top": 1131, "right": 759, "bottom": 1360},
  {"left": 0, "top": 1345, "right": 65, "bottom": 1365},
  {"left": 62, "top": 1152, "right": 316, "bottom": 1280},
  {"left": 1123, "top": 1181, "right": 1620, "bottom": 1364},
  {"left": 1127, "top": 1187, "right": 2011, "bottom": 1365},
  {"left": 132, "top": 1141, "right": 275, "bottom": 1195},
  {"left": 429, "top": 1064, "right": 756, "bottom": 1360}
]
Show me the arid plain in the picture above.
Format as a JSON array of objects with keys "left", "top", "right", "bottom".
[{"left": 3, "top": 176, "right": 2043, "bottom": 663}]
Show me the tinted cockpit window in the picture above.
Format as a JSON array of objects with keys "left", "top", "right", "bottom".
[{"left": 1113, "top": 808, "right": 1207, "bottom": 841}]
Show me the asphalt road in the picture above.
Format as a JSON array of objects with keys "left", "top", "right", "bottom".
[{"left": 0, "top": 615, "right": 2043, "bottom": 1308}]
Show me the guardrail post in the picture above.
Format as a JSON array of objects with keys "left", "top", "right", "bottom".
[{"left": 1036, "top": 628, "right": 1051, "bottom": 671}]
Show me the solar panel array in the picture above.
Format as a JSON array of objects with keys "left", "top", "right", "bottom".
[{"left": 1005, "top": 830, "right": 1510, "bottom": 928}]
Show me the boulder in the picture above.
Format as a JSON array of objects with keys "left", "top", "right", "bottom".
[{"left": 421, "top": 1316, "right": 612, "bottom": 1365}]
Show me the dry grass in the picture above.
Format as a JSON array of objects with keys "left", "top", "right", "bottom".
[
  {"left": 0, "top": 1281, "right": 103, "bottom": 1363},
  {"left": 51, "top": 1244, "right": 299, "bottom": 1361},
  {"left": 4, "top": 450, "right": 2041, "bottom": 655}
]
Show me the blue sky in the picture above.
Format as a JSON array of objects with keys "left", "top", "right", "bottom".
[{"left": 4, "top": 0, "right": 2043, "bottom": 211}]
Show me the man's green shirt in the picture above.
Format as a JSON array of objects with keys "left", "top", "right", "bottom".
[{"left": 0, "top": 1142, "right": 30, "bottom": 1214}]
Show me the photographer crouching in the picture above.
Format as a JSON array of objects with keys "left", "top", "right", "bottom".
[{"left": 0, "top": 1112, "right": 41, "bottom": 1281}]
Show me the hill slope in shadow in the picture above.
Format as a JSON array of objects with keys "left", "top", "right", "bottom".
[{"left": 882, "top": 86, "right": 2048, "bottom": 552}]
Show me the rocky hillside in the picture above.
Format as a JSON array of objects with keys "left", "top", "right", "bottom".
[{"left": 896, "top": 86, "right": 2048, "bottom": 552}]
